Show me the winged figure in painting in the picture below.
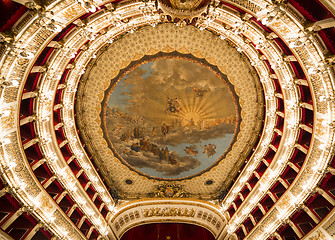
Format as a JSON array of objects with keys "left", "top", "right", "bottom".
[
  {"left": 192, "top": 87, "right": 208, "bottom": 98},
  {"left": 184, "top": 145, "right": 199, "bottom": 156},
  {"left": 201, "top": 144, "right": 216, "bottom": 157}
]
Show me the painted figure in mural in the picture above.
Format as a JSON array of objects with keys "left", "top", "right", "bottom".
[
  {"left": 159, "top": 147, "right": 170, "bottom": 161},
  {"left": 150, "top": 143, "right": 160, "bottom": 156},
  {"left": 133, "top": 126, "right": 144, "bottom": 139},
  {"left": 169, "top": 155, "right": 178, "bottom": 165},
  {"left": 131, "top": 141, "right": 141, "bottom": 152},
  {"left": 165, "top": 97, "right": 182, "bottom": 114},
  {"left": 184, "top": 145, "right": 198, "bottom": 156},
  {"left": 119, "top": 130, "right": 132, "bottom": 142},
  {"left": 189, "top": 118, "right": 195, "bottom": 126},
  {"left": 192, "top": 87, "right": 208, "bottom": 97},
  {"left": 140, "top": 138, "right": 150, "bottom": 151},
  {"left": 163, "top": 147, "right": 169, "bottom": 161},
  {"left": 152, "top": 127, "right": 159, "bottom": 136},
  {"left": 161, "top": 123, "right": 170, "bottom": 135},
  {"left": 201, "top": 144, "right": 217, "bottom": 157}
]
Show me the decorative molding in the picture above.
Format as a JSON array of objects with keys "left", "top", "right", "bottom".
[
  {"left": 110, "top": 200, "right": 226, "bottom": 238},
  {"left": 142, "top": 207, "right": 195, "bottom": 217},
  {"left": 149, "top": 184, "right": 189, "bottom": 198},
  {"left": 0, "top": 229, "right": 13, "bottom": 240},
  {"left": 306, "top": 230, "right": 328, "bottom": 240}
]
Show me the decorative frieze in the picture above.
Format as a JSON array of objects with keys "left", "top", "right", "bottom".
[
  {"left": 142, "top": 207, "right": 195, "bottom": 218},
  {"left": 149, "top": 184, "right": 189, "bottom": 198}
]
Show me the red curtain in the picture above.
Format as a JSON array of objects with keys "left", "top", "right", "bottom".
[{"left": 121, "top": 223, "right": 215, "bottom": 240}]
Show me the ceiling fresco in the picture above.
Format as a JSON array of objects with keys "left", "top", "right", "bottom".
[
  {"left": 102, "top": 54, "right": 240, "bottom": 179},
  {"left": 76, "top": 23, "right": 264, "bottom": 199}
]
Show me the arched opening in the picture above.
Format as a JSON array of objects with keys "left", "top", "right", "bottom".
[{"left": 121, "top": 222, "right": 215, "bottom": 240}]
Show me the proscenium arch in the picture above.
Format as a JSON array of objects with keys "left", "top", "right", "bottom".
[{"left": 108, "top": 199, "right": 227, "bottom": 239}]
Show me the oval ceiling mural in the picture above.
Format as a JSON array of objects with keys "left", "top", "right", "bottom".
[{"left": 102, "top": 53, "right": 241, "bottom": 179}]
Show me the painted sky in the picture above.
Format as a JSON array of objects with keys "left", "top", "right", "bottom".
[
  {"left": 108, "top": 58, "right": 235, "bottom": 127},
  {"left": 106, "top": 58, "right": 238, "bottom": 178}
]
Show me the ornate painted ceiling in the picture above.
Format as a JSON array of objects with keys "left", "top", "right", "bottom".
[
  {"left": 0, "top": 0, "right": 334, "bottom": 239},
  {"left": 75, "top": 23, "right": 264, "bottom": 199}
]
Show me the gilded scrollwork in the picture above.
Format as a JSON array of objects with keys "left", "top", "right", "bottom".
[
  {"left": 149, "top": 183, "right": 189, "bottom": 198},
  {"left": 225, "top": 0, "right": 262, "bottom": 13},
  {"left": 315, "top": 117, "right": 328, "bottom": 138},
  {"left": 196, "top": 210, "right": 221, "bottom": 230},
  {"left": 114, "top": 210, "right": 141, "bottom": 231},
  {"left": 142, "top": 207, "right": 195, "bottom": 218},
  {"left": 307, "top": 230, "right": 327, "bottom": 240}
]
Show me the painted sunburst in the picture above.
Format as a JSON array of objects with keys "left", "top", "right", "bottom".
[{"left": 103, "top": 54, "right": 240, "bottom": 179}]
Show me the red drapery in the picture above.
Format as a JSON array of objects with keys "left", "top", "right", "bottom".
[{"left": 121, "top": 223, "right": 215, "bottom": 240}]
